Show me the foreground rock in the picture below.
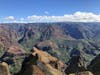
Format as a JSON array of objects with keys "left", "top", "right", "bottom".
[
  {"left": 69, "top": 71, "right": 93, "bottom": 75},
  {"left": 0, "top": 62, "right": 11, "bottom": 75},
  {"left": 15, "top": 47, "right": 66, "bottom": 75},
  {"left": 87, "top": 54, "right": 100, "bottom": 75}
]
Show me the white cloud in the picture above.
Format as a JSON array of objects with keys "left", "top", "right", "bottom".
[
  {"left": 19, "top": 18, "right": 27, "bottom": 23},
  {"left": 20, "top": 18, "right": 25, "bottom": 21},
  {"left": 1, "top": 16, "right": 16, "bottom": 23},
  {"left": 27, "top": 11, "right": 100, "bottom": 22},
  {"left": 1, "top": 11, "right": 100, "bottom": 23},
  {"left": 4, "top": 16, "right": 15, "bottom": 20},
  {"left": 44, "top": 11, "right": 49, "bottom": 14}
]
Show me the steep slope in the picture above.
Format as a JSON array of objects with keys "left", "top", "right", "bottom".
[
  {"left": 87, "top": 54, "right": 100, "bottom": 75},
  {"left": 0, "top": 25, "right": 18, "bottom": 57},
  {"left": 65, "top": 53, "right": 86, "bottom": 74},
  {"left": 15, "top": 47, "right": 66, "bottom": 75}
]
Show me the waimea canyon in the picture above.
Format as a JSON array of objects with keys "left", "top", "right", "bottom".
[{"left": 0, "top": 22, "right": 100, "bottom": 75}]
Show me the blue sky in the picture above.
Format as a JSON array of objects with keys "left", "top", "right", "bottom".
[{"left": 0, "top": 0, "right": 100, "bottom": 22}]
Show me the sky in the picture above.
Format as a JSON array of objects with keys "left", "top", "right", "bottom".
[{"left": 0, "top": 0, "right": 100, "bottom": 23}]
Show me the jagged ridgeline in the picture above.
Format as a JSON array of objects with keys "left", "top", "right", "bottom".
[
  {"left": 0, "top": 22, "right": 100, "bottom": 75},
  {"left": 8, "top": 22, "right": 100, "bottom": 63}
]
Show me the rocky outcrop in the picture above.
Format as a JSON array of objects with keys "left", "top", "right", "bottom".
[
  {"left": 65, "top": 54, "right": 86, "bottom": 74},
  {"left": 87, "top": 54, "right": 100, "bottom": 75},
  {"left": 0, "top": 62, "right": 11, "bottom": 75},
  {"left": 15, "top": 47, "right": 66, "bottom": 75}
]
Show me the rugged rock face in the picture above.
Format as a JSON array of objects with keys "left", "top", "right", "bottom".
[
  {"left": 0, "top": 62, "right": 11, "bottom": 75},
  {"left": 0, "top": 25, "right": 18, "bottom": 58},
  {"left": 18, "top": 25, "right": 35, "bottom": 44},
  {"left": 65, "top": 54, "right": 86, "bottom": 74},
  {"left": 0, "top": 25, "right": 18, "bottom": 50},
  {"left": 69, "top": 71, "right": 93, "bottom": 75},
  {"left": 87, "top": 54, "right": 100, "bottom": 75},
  {"left": 15, "top": 47, "right": 66, "bottom": 75}
]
